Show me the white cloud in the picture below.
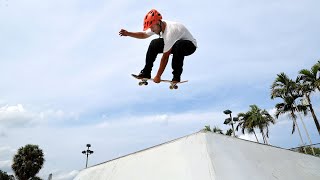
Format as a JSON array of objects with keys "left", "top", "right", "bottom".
[
  {"left": 0, "top": 146, "right": 16, "bottom": 156},
  {"left": 95, "top": 110, "right": 226, "bottom": 130},
  {"left": 267, "top": 107, "right": 293, "bottom": 126},
  {"left": 0, "top": 104, "right": 34, "bottom": 128},
  {"left": 267, "top": 108, "right": 277, "bottom": 118},
  {"left": 0, "top": 146, "right": 16, "bottom": 173},
  {"left": 0, "top": 104, "right": 79, "bottom": 128},
  {"left": 39, "top": 109, "right": 79, "bottom": 123},
  {"left": 0, "top": 160, "right": 11, "bottom": 170}
]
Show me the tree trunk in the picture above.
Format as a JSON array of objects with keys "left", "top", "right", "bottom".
[
  {"left": 262, "top": 134, "right": 266, "bottom": 144},
  {"left": 253, "top": 130, "right": 259, "bottom": 143},
  {"left": 306, "top": 94, "right": 320, "bottom": 135},
  {"left": 291, "top": 111, "right": 307, "bottom": 153},
  {"left": 295, "top": 102, "right": 316, "bottom": 155},
  {"left": 260, "top": 129, "right": 266, "bottom": 144},
  {"left": 264, "top": 134, "right": 269, "bottom": 145},
  {"left": 261, "top": 130, "right": 269, "bottom": 145}
]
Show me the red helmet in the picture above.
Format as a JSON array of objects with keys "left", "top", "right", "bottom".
[{"left": 143, "top": 9, "right": 162, "bottom": 31}]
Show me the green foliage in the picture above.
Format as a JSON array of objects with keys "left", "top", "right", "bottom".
[
  {"left": 0, "top": 170, "right": 15, "bottom": 180},
  {"left": 12, "top": 144, "right": 45, "bottom": 180},
  {"left": 225, "top": 129, "right": 233, "bottom": 136},
  {"left": 299, "top": 61, "right": 320, "bottom": 91},
  {"left": 298, "top": 146, "right": 320, "bottom": 157},
  {"left": 203, "top": 125, "right": 224, "bottom": 134},
  {"left": 271, "top": 73, "right": 308, "bottom": 134},
  {"left": 203, "top": 125, "right": 212, "bottom": 132},
  {"left": 212, "top": 126, "right": 224, "bottom": 134},
  {"left": 236, "top": 105, "right": 275, "bottom": 143},
  {"left": 298, "top": 61, "right": 320, "bottom": 134}
]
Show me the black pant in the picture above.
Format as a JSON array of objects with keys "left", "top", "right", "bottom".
[{"left": 142, "top": 38, "right": 196, "bottom": 80}]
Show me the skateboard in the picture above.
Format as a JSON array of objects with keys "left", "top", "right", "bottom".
[{"left": 131, "top": 74, "right": 188, "bottom": 90}]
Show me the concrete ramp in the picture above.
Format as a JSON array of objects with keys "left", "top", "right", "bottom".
[{"left": 74, "top": 132, "right": 320, "bottom": 180}]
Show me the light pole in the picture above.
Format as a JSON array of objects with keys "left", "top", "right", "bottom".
[
  {"left": 82, "top": 144, "right": 94, "bottom": 168},
  {"left": 223, "top": 109, "right": 237, "bottom": 137}
]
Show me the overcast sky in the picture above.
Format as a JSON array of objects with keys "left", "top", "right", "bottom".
[{"left": 1, "top": 0, "right": 320, "bottom": 179}]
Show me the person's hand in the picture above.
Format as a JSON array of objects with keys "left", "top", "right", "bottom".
[
  {"left": 119, "top": 29, "right": 129, "bottom": 36},
  {"left": 153, "top": 75, "right": 161, "bottom": 83}
]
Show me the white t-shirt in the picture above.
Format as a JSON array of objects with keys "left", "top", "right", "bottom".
[{"left": 145, "top": 20, "right": 197, "bottom": 53}]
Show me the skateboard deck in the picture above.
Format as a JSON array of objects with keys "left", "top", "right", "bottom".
[{"left": 131, "top": 74, "right": 188, "bottom": 90}]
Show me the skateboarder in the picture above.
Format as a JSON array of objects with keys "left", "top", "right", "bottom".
[{"left": 119, "top": 9, "right": 197, "bottom": 83}]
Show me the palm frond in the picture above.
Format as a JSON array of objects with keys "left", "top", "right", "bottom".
[
  {"left": 311, "top": 63, "right": 320, "bottom": 75},
  {"left": 204, "top": 125, "right": 212, "bottom": 132},
  {"left": 299, "top": 69, "right": 313, "bottom": 80}
]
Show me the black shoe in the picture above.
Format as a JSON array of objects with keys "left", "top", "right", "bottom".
[
  {"left": 172, "top": 76, "right": 181, "bottom": 82},
  {"left": 137, "top": 70, "right": 151, "bottom": 79}
]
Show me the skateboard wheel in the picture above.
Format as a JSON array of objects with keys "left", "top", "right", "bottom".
[
  {"left": 145, "top": 82, "right": 148, "bottom": 85},
  {"left": 174, "top": 85, "right": 178, "bottom": 89},
  {"left": 169, "top": 85, "right": 173, "bottom": 90},
  {"left": 139, "top": 82, "right": 143, "bottom": 86}
]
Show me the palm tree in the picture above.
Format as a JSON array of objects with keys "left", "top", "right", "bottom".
[
  {"left": 237, "top": 112, "right": 259, "bottom": 143},
  {"left": 259, "top": 109, "right": 276, "bottom": 144},
  {"left": 237, "top": 105, "right": 275, "bottom": 144},
  {"left": 212, "top": 126, "right": 224, "bottom": 134},
  {"left": 274, "top": 95, "right": 308, "bottom": 153},
  {"left": 271, "top": 72, "right": 316, "bottom": 154},
  {"left": 299, "top": 61, "right": 320, "bottom": 135},
  {"left": 271, "top": 73, "right": 298, "bottom": 99},
  {"left": 299, "top": 61, "right": 320, "bottom": 91},
  {"left": 271, "top": 73, "right": 307, "bottom": 147},
  {"left": 203, "top": 125, "right": 212, "bottom": 132},
  {"left": 203, "top": 125, "right": 224, "bottom": 134},
  {"left": 225, "top": 129, "right": 233, "bottom": 136},
  {"left": 12, "top": 144, "right": 45, "bottom": 180}
]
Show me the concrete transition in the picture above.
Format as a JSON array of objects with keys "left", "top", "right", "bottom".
[{"left": 74, "top": 131, "right": 320, "bottom": 180}]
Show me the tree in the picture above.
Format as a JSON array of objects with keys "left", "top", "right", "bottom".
[
  {"left": 298, "top": 61, "right": 320, "bottom": 134},
  {"left": 271, "top": 73, "right": 298, "bottom": 99},
  {"left": 299, "top": 61, "right": 320, "bottom": 91},
  {"left": 271, "top": 73, "right": 307, "bottom": 144},
  {"left": 12, "top": 144, "right": 45, "bottom": 180},
  {"left": 271, "top": 72, "right": 316, "bottom": 155},
  {"left": 225, "top": 129, "right": 233, "bottom": 136},
  {"left": 203, "top": 125, "right": 224, "bottom": 134},
  {"left": 0, "top": 170, "right": 15, "bottom": 180},
  {"left": 259, "top": 108, "right": 276, "bottom": 144},
  {"left": 297, "top": 146, "right": 320, "bottom": 157},
  {"left": 212, "top": 126, "right": 224, "bottom": 134},
  {"left": 237, "top": 105, "right": 275, "bottom": 144},
  {"left": 237, "top": 112, "right": 259, "bottom": 143},
  {"left": 203, "top": 125, "right": 212, "bottom": 132}
]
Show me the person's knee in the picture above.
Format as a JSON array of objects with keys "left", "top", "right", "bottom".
[
  {"left": 173, "top": 40, "right": 196, "bottom": 56},
  {"left": 149, "top": 38, "right": 163, "bottom": 48},
  {"left": 172, "top": 46, "right": 183, "bottom": 55}
]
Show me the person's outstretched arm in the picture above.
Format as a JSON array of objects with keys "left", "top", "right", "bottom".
[{"left": 119, "top": 29, "right": 151, "bottom": 39}]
